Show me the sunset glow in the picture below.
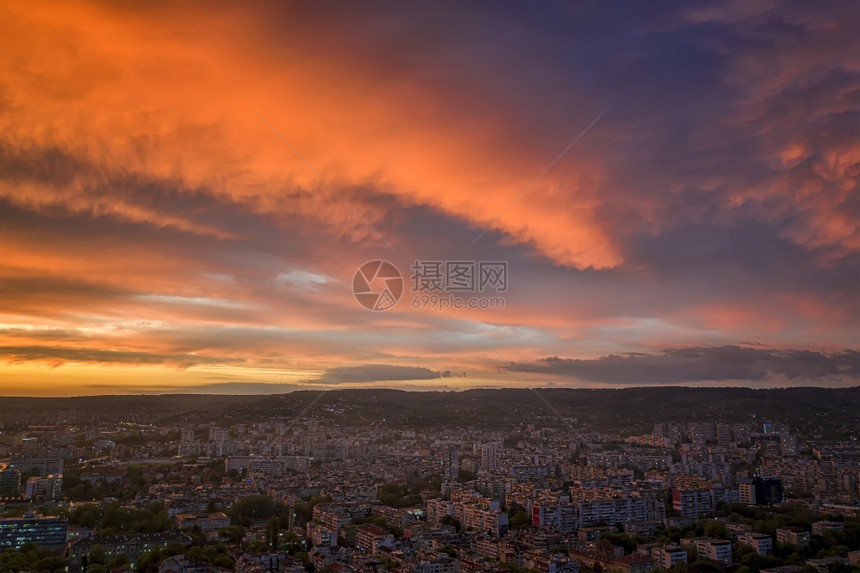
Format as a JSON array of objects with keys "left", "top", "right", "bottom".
[{"left": 1, "top": 1, "right": 858, "bottom": 395}]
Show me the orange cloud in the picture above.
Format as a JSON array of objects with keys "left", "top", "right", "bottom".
[
  {"left": 0, "top": 2, "right": 622, "bottom": 270},
  {"left": 1, "top": 1, "right": 856, "bottom": 393}
]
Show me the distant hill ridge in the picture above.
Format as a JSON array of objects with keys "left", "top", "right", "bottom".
[{"left": 2, "top": 386, "right": 857, "bottom": 437}]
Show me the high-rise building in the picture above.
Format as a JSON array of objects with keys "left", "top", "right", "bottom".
[
  {"left": 0, "top": 515, "right": 67, "bottom": 551},
  {"left": 311, "top": 442, "right": 346, "bottom": 461},
  {"left": 0, "top": 465, "right": 21, "bottom": 498},
  {"left": 739, "top": 478, "right": 756, "bottom": 505},
  {"left": 532, "top": 503, "right": 578, "bottom": 532},
  {"left": 9, "top": 456, "right": 63, "bottom": 476},
  {"left": 443, "top": 446, "right": 460, "bottom": 482},
  {"left": 703, "top": 423, "right": 716, "bottom": 441},
  {"left": 740, "top": 476, "right": 782, "bottom": 505},
  {"left": 753, "top": 476, "right": 784, "bottom": 505},
  {"left": 717, "top": 424, "right": 733, "bottom": 447},
  {"left": 668, "top": 423, "right": 683, "bottom": 444},
  {"left": 180, "top": 428, "right": 195, "bottom": 443},
  {"left": 481, "top": 442, "right": 501, "bottom": 472},
  {"left": 781, "top": 433, "right": 798, "bottom": 456},
  {"left": 734, "top": 424, "right": 751, "bottom": 444},
  {"left": 672, "top": 488, "right": 713, "bottom": 517},
  {"left": 24, "top": 475, "right": 62, "bottom": 501},
  {"left": 690, "top": 424, "right": 707, "bottom": 445},
  {"left": 209, "top": 426, "right": 229, "bottom": 443},
  {"left": 68, "top": 533, "right": 192, "bottom": 572}
]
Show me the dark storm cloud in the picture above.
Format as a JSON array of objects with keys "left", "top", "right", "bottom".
[
  {"left": 624, "top": 220, "right": 859, "bottom": 305},
  {"left": 315, "top": 364, "right": 452, "bottom": 385},
  {"left": 511, "top": 346, "right": 860, "bottom": 385}
]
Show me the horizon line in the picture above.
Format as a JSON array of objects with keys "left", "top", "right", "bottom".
[{"left": 2, "top": 384, "right": 858, "bottom": 400}]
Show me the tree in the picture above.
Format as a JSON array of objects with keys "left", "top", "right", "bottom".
[
  {"left": 244, "top": 539, "right": 270, "bottom": 553},
  {"left": 294, "top": 494, "right": 333, "bottom": 524},
  {"left": 137, "top": 549, "right": 163, "bottom": 573},
  {"left": 689, "top": 560, "right": 723, "bottom": 572},
  {"left": 458, "top": 469, "right": 478, "bottom": 481},
  {"left": 599, "top": 533, "right": 637, "bottom": 554},
  {"left": 267, "top": 516, "right": 280, "bottom": 550},
  {"left": 218, "top": 525, "right": 245, "bottom": 544},
  {"left": 88, "top": 545, "right": 106, "bottom": 565},
  {"left": 509, "top": 507, "right": 531, "bottom": 530},
  {"left": 703, "top": 521, "right": 729, "bottom": 540},
  {"left": 228, "top": 494, "right": 278, "bottom": 526},
  {"left": 0, "top": 544, "right": 68, "bottom": 573},
  {"left": 74, "top": 508, "right": 97, "bottom": 528},
  {"left": 440, "top": 515, "right": 462, "bottom": 532},
  {"left": 595, "top": 538, "right": 616, "bottom": 554}
]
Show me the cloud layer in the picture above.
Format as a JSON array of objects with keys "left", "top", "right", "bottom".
[
  {"left": 512, "top": 346, "right": 860, "bottom": 385},
  {"left": 0, "top": 1, "right": 857, "bottom": 395}
]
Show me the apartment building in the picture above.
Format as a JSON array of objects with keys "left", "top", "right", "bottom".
[
  {"left": 739, "top": 533, "right": 773, "bottom": 555},
  {"left": 652, "top": 546, "right": 687, "bottom": 569}
]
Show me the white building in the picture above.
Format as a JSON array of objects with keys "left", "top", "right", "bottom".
[
  {"left": 739, "top": 533, "right": 772, "bottom": 555},
  {"left": 698, "top": 539, "right": 732, "bottom": 567},
  {"left": 481, "top": 442, "right": 501, "bottom": 472},
  {"left": 652, "top": 546, "right": 687, "bottom": 569}
]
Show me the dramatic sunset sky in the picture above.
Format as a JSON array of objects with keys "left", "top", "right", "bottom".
[{"left": 1, "top": 1, "right": 858, "bottom": 396}]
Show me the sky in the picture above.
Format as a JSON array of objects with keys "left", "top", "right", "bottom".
[{"left": 1, "top": 1, "right": 858, "bottom": 396}]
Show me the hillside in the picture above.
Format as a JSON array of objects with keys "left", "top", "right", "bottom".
[{"left": 2, "top": 386, "right": 857, "bottom": 438}]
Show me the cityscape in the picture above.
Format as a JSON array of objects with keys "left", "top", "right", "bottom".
[
  {"left": 1, "top": 1, "right": 859, "bottom": 573},
  {"left": 0, "top": 388, "right": 858, "bottom": 572}
]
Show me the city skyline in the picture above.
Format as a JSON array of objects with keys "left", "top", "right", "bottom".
[{"left": 1, "top": 1, "right": 858, "bottom": 396}]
